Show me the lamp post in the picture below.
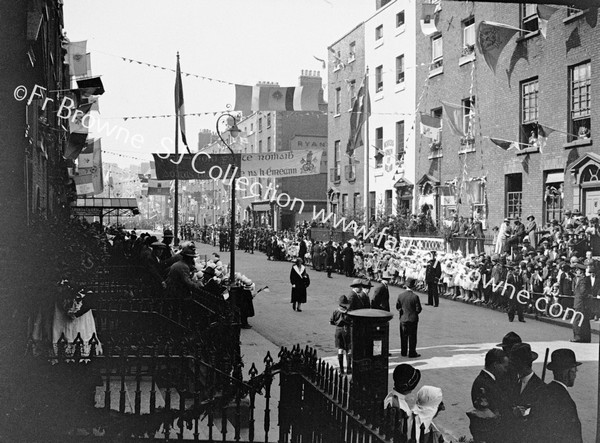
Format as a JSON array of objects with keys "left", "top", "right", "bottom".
[{"left": 216, "top": 113, "right": 240, "bottom": 282}]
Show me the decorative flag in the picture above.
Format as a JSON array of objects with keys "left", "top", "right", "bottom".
[
  {"left": 476, "top": 21, "right": 521, "bottom": 73},
  {"left": 420, "top": 3, "right": 438, "bottom": 36},
  {"left": 537, "top": 123, "right": 557, "bottom": 152},
  {"left": 73, "top": 174, "right": 94, "bottom": 196},
  {"left": 537, "top": 5, "right": 560, "bottom": 38},
  {"left": 148, "top": 179, "right": 172, "bottom": 196},
  {"left": 419, "top": 114, "right": 442, "bottom": 140},
  {"left": 521, "top": 153, "right": 530, "bottom": 174},
  {"left": 490, "top": 138, "right": 519, "bottom": 151},
  {"left": 313, "top": 55, "right": 326, "bottom": 69},
  {"left": 64, "top": 132, "right": 88, "bottom": 160},
  {"left": 68, "top": 41, "right": 87, "bottom": 76},
  {"left": 346, "top": 75, "right": 371, "bottom": 156},
  {"left": 76, "top": 76, "right": 105, "bottom": 96},
  {"left": 233, "top": 84, "right": 321, "bottom": 113},
  {"left": 441, "top": 102, "right": 465, "bottom": 137},
  {"left": 566, "top": 27, "right": 581, "bottom": 52},
  {"left": 68, "top": 101, "right": 95, "bottom": 134},
  {"left": 175, "top": 57, "right": 190, "bottom": 153},
  {"left": 78, "top": 139, "right": 101, "bottom": 169},
  {"left": 329, "top": 47, "right": 346, "bottom": 69}
]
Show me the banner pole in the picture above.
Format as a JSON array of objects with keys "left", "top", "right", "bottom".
[{"left": 174, "top": 52, "right": 180, "bottom": 245}]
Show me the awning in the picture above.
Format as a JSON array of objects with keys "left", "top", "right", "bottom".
[
  {"left": 252, "top": 202, "right": 271, "bottom": 212},
  {"left": 71, "top": 198, "right": 139, "bottom": 219},
  {"left": 393, "top": 178, "right": 413, "bottom": 189},
  {"left": 546, "top": 172, "right": 564, "bottom": 184}
]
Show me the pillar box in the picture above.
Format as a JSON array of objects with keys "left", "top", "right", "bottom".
[{"left": 347, "top": 308, "right": 393, "bottom": 418}]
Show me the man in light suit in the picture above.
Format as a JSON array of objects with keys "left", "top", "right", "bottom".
[
  {"left": 538, "top": 349, "right": 583, "bottom": 443},
  {"left": 396, "top": 288, "right": 422, "bottom": 358}
]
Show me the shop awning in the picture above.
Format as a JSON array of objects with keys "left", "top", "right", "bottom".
[{"left": 71, "top": 198, "right": 139, "bottom": 219}]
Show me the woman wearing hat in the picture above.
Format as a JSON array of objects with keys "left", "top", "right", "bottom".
[
  {"left": 290, "top": 258, "right": 310, "bottom": 312},
  {"left": 408, "top": 386, "right": 446, "bottom": 443},
  {"left": 330, "top": 295, "right": 351, "bottom": 374},
  {"left": 383, "top": 364, "right": 421, "bottom": 418},
  {"left": 525, "top": 215, "right": 537, "bottom": 248},
  {"left": 571, "top": 263, "right": 591, "bottom": 343}
]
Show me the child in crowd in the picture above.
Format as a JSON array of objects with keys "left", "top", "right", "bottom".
[{"left": 330, "top": 295, "right": 352, "bottom": 374}]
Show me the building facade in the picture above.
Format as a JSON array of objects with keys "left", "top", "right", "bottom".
[{"left": 413, "top": 1, "right": 600, "bottom": 230}]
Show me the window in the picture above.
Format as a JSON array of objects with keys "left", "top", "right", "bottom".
[
  {"left": 569, "top": 61, "right": 591, "bottom": 142},
  {"left": 396, "top": 55, "right": 405, "bottom": 84},
  {"left": 266, "top": 113, "right": 271, "bottom": 127},
  {"left": 462, "top": 17, "right": 475, "bottom": 54},
  {"left": 462, "top": 96, "right": 475, "bottom": 135},
  {"left": 375, "top": 65, "right": 384, "bottom": 92},
  {"left": 267, "top": 136, "right": 272, "bottom": 152},
  {"left": 385, "top": 190, "right": 393, "bottom": 215},
  {"left": 341, "top": 194, "right": 348, "bottom": 214},
  {"left": 375, "top": 25, "right": 383, "bottom": 40},
  {"left": 396, "top": 11, "right": 405, "bottom": 28},
  {"left": 505, "top": 173, "right": 523, "bottom": 219},
  {"left": 353, "top": 193, "right": 361, "bottom": 215},
  {"left": 258, "top": 117, "right": 262, "bottom": 131},
  {"left": 349, "top": 41, "right": 356, "bottom": 62},
  {"left": 520, "top": 78, "right": 539, "bottom": 145},
  {"left": 345, "top": 157, "right": 356, "bottom": 181},
  {"left": 544, "top": 171, "right": 564, "bottom": 224},
  {"left": 349, "top": 80, "right": 356, "bottom": 108},
  {"left": 333, "top": 140, "right": 341, "bottom": 181},
  {"left": 250, "top": 123, "right": 254, "bottom": 132},
  {"left": 369, "top": 191, "right": 376, "bottom": 220},
  {"left": 396, "top": 121, "right": 405, "bottom": 161},
  {"left": 375, "top": 127, "right": 383, "bottom": 168},
  {"left": 335, "top": 87, "right": 341, "bottom": 115},
  {"left": 521, "top": 4, "right": 539, "bottom": 33},
  {"left": 431, "top": 35, "right": 443, "bottom": 67},
  {"left": 259, "top": 140, "right": 263, "bottom": 153}
]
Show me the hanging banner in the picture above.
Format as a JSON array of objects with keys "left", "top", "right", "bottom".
[
  {"left": 152, "top": 153, "right": 241, "bottom": 180},
  {"left": 240, "top": 149, "right": 324, "bottom": 178}
]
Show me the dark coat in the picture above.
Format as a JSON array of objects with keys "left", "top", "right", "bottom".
[
  {"left": 395, "top": 289, "right": 422, "bottom": 323},
  {"left": 512, "top": 373, "right": 546, "bottom": 443},
  {"left": 165, "top": 260, "right": 202, "bottom": 297},
  {"left": 230, "top": 287, "right": 255, "bottom": 319},
  {"left": 370, "top": 282, "right": 390, "bottom": 311},
  {"left": 325, "top": 245, "right": 336, "bottom": 267},
  {"left": 538, "top": 381, "right": 582, "bottom": 443},
  {"left": 342, "top": 246, "right": 354, "bottom": 264},
  {"left": 469, "top": 370, "right": 514, "bottom": 443},
  {"left": 425, "top": 259, "right": 442, "bottom": 284},
  {"left": 572, "top": 275, "right": 592, "bottom": 341},
  {"left": 290, "top": 265, "right": 310, "bottom": 303},
  {"left": 298, "top": 240, "right": 307, "bottom": 260},
  {"left": 348, "top": 289, "right": 369, "bottom": 312}
]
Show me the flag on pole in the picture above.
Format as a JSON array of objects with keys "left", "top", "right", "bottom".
[
  {"left": 313, "top": 55, "right": 326, "bottom": 69},
  {"left": 419, "top": 114, "right": 442, "bottom": 140},
  {"left": 490, "top": 138, "right": 519, "bottom": 151},
  {"left": 175, "top": 57, "right": 190, "bottom": 153},
  {"left": 74, "top": 174, "right": 94, "bottom": 196},
  {"left": 68, "top": 41, "right": 87, "bottom": 76},
  {"left": 233, "top": 84, "right": 321, "bottom": 113},
  {"left": 420, "top": 3, "right": 438, "bottom": 35},
  {"left": 537, "top": 5, "right": 560, "bottom": 38},
  {"left": 476, "top": 21, "right": 522, "bottom": 73},
  {"left": 441, "top": 102, "right": 465, "bottom": 137},
  {"left": 346, "top": 74, "right": 371, "bottom": 156}
]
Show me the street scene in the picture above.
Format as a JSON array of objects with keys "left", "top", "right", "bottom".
[{"left": 1, "top": 0, "right": 600, "bottom": 442}]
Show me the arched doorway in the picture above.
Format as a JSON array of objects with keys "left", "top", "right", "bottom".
[{"left": 568, "top": 153, "right": 600, "bottom": 219}]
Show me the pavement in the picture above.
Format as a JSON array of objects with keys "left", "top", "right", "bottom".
[{"left": 195, "top": 243, "right": 600, "bottom": 443}]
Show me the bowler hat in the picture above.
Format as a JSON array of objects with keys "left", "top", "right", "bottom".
[
  {"left": 163, "top": 229, "right": 174, "bottom": 238},
  {"left": 338, "top": 295, "right": 350, "bottom": 308},
  {"left": 546, "top": 349, "right": 582, "bottom": 371},
  {"left": 510, "top": 343, "right": 538, "bottom": 364},
  {"left": 150, "top": 241, "right": 167, "bottom": 248},
  {"left": 202, "top": 266, "right": 216, "bottom": 276},
  {"left": 361, "top": 279, "right": 373, "bottom": 288},
  {"left": 392, "top": 364, "right": 421, "bottom": 393},
  {"left": 526, "top": 215, "right": 535, "bottom": 221},
  {"left": 496, "top": 331, "right": 522, "bottom": 349},
  {"left": 350, "top": 278, "right": 364, "bottom": 288},
  {"left": 181, "top": 246, "right": 197, "bottom": 257}
]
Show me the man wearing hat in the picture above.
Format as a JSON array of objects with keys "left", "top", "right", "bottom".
[
  {"left": 495, "top": 218, "right": 511, "bottom": 254},
  {"left": 425, "top": 251, "right": 442, "bottom": 307},
  {"left": 571, "top": 263, "right": 591, "bottom": 343},
  {"left": 538, "top": 349, "right": 583, "bottom": 442},
  {"left": 396, "top": 288, "right": 422, "bottom": 358},
  {"left": 383, "top": 364, "right": 421, "bottom": 417},
  {"left": 348, "top": 279, "right": 370, "bottom": 311},
  {"left": 509, "top": 343, "right": 545, "bottom": 443},
  {"left": 201, "top": 265, "right": 227, "bottom": 297},
  {"left": 505, "top": 261, "right": 525, "bottom": 323},
  {"left": 468, "top": 349, "right": 512, "bottom": 443},
  {"left": 165, "top": 246, "right": 203, "bottom": 297},
  {"left": 370, "top": 276, "right": 391, "bottom": 311},
  {"left": 162, "top": 229, "right": 175, "bottom": 260},
  {"left": 563, "top": 210, "right": 574, "bottom": 229}
]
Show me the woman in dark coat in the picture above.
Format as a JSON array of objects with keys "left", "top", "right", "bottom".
[
  {"left": 290, "top": 258, "right": 310, "bottom": 312},
  {"left": 571, "top": 263, "right": 591, "bottom": 342}
]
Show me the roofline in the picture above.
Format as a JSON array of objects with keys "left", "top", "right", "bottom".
[{"left": 328, "top": 21, "right": 365, "bottom": 49}]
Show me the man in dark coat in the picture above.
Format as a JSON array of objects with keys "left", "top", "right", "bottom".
[
  {"left": 571, "top": 263, "right": 591, "bottom": 342},
  {"left": 370, "top": 277, "right": 390, "bottom": 311},
  {"left": 325, "top": 241, "right": 336, "bottom": 278},
  {"left": 348, "top": 279, "right": 370, "bottom": 311},
  {"left": 395, "top": 288, "right": 422, "bottom": 358},
  {"left": 425, "top": 251, "right": 442, "bottom": 307},
  {"left": 538, "top": 349, "right": 583, "bottom": 443},
  {"left": 298, "top": 236, "right": 307, "bottom": 262},
  {"left": 505, "top": 262, "right": 525, "bottom": 322},
  {"left": 165, "top": 246, "right": 203, "bottom": 298},
  {"left": 342, "top": 242, "right": 355, "bottom": 277},
  {"left": 468, "top": 349, "right": 513, "bottom": 443},
  {"left": 509, "top": 343, "right": 546, "bottom": 443}
]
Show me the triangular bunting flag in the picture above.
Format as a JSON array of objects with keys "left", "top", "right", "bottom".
[
  {"left": 441, "top": 102, "right": 465, "bottom": 137},
  {"left": 476, "top": 21, "right": 521, "bottom": 73}
]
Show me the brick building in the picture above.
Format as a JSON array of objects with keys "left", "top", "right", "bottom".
[{"left": 414, "top": 1, "right": 600, "bottom": 230}]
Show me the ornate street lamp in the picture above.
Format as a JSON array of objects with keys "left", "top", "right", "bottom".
[{"left": 216, "top": 113, "right": 240, "bottom": 282}]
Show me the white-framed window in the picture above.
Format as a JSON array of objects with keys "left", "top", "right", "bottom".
[
  {"left": 396, "top": 120, "right": 405, "bottom": 161},
  {"left": 375, "top": 127, "right": 383, "bottom": 168},
  {"left": 396, "top": 54, "right": 405, "bottom": 84},
  {"left": 462, "top": 96, "right": 475, "bottom": 135},
  {"left": 335, "top": 87, "right": 341, "bottom": 115},
  {"left": 521, "top": 78, "right": 539, "bottom": 145},
  {"left": 462, "top": 17, "right": 475, "bottom": 53},
  {"left": 334, "top": 140, "right": 341, "bottom": 181},
  {"left": 375, "top": 65, "right": 384, "bottom": 92},
  {"left": 267, "top": 136, "right": 272, "bottom": 152},
  {"left": 348, "top": 41, "right": 356, "bottom": 62},
  {"left": 266, "top": 113, "right": 271, "bottom": 127},
  {"left": 349, "top": 80, "right": 356, "bottom": 108},
  {"left": 569, "top": 61, "right": 591, "bottom": 141},
  {"left": 258, "top": 117, "right": 262, "bottom": 131},
  {"left": 375, "top": 24, "right": 383, "bottom": 40},
  {"left": 396, "top": 10, "right": 405, "bottom": 27},
  {"left": 432, "top": 35, "right": 443, "bottom": 66},
  {"left": 259, "top": 140, "right": 263, "bottom": 152},
  {"left": 521, "top": 3, "right": 539, "bottom": 33}
]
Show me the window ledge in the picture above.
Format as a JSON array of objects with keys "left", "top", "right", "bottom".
[
  {"left": 516, "top": 30, "right": 541, "bottom": 43},
  {"left": 459, "top": 53, "right": 476, "bottom": 66},
  {"left": 428, "top": 151, "right": 443, "bottom": 160},
  {"left": 395, "top": 82, "right": 406, "bottom": 93},
  {"left": 334, "top": 113, "right": 341, "bottom": 118},
  {"left": 516, "top": 146, "right": 540, "bottom": 156},
  {"left": 348, "top": 57, "right": 355, "bottom": 64},
  {"left": 332, "top": 179, "right": 341, "bottom": 184},
  {"left": 429, "top": 66, "right": 443, "bottom": 78},
  {"left": 563, "top": 138, "right": 593, "bottom": 149},
  {"left": 375, "top": 38, "right": 384, "bottom": 49},
  {"left": 374, "top": 169, "right": 384, "bottom": 177},
  {"left": 395, "top": 25, "right": 406, "bottom": 36},
  {"left": 375, "top": 92, "right": 384, "bottom": 102},
  {"left": 458, "top": 148, "right": 476, "bottom": 155},
  {"left": 333, "top": 66, "right": 341, "bottom": 73},
  {"left": 563, "top": 10, "right": 587, "bottom": 24}
]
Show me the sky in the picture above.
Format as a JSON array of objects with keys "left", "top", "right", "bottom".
[{"left": 63, "top": 0, "right": 374, "bottom": 168}]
